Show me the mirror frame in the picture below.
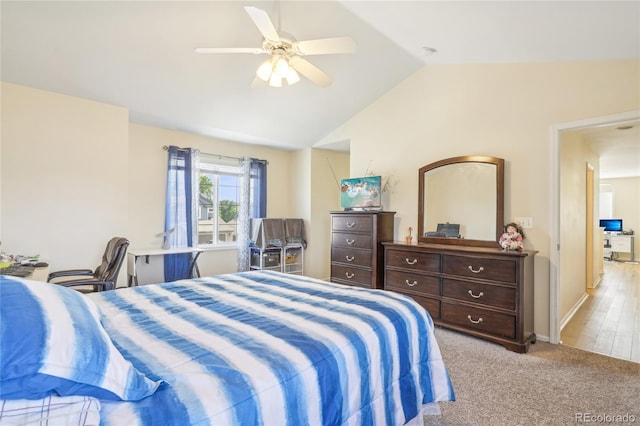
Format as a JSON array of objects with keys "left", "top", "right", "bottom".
[{"left": 418, "top": 155, "right": 504, "bottom": 248}]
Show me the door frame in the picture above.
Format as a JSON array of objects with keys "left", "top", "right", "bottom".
[
  {"left": 586, "top": 162, "right": 594, "bottom": 290},
  {"left": 549, "top": 110, "right": 640, "bottom": 344}
]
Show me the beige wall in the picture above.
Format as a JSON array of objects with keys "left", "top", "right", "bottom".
[
  {"left": 289, "top": 149, "right": 312, "bottom": 275},
  {"left": 289, "top": 148, "right": 349, "bottom": 279},
  {"left": 0, "top": 82, "right": 349, "bottom": 285},
  {"left": 318, "top": 59, "right": 640, "bottom": 340},
  {"left": 1, "top": 82, "right": 130, "bottom": 284},
  {"left": 127, "top": 123, "right": 295, "bottom": 284},
  {"left": 310, "top": 148, "right": 349, "bottom": 279},
  {"left": 1, "top": 83, "right": 296, "bottom": 286},
  {"left": 559, "top": 130, "right": 600, "bottom": 324}
]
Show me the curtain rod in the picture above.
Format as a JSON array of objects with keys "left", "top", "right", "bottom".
[{"left": 162, "top": 145, "right": 242, "bottom": 162}]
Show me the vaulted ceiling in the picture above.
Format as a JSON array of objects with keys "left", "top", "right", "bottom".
[{"left": 2, "top": 1, "right": 638, "bottom": 175}]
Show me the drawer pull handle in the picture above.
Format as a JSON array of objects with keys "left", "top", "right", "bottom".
[
  {"left": 468, "top": 266, "right": 484, "bottom": 274},
  {"left": 345, "top": 272, "right": 355, "bottom": 279},
  {"left": 405, "top": 279, "right": 418, "bottom": 287},
  {"left": 468, "top": 290, "right": 484, "bottom": 299},
  {"left": 467, "top": 315, "right": 483, "bottom": 324},
  {"left": 405, "top": 258, "right": 418, "bottom": 265},
  {"left": 345, "top": 255, "right": 355, "bottom": 262},
  {"left": 346, "top": 222, "right": 356, "bottom": 228},
  {"left": 346, "top": 239, "right": 356, "bottom": 245}
]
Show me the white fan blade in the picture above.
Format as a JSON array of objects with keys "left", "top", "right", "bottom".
[
  {"left": 295, "top": 37, "right": 356, "bottom": 55},
  {"left": 195, "top": 47, "right": 265, "bottom": 54},
  {"left": 289, "top": 56, "right": 333, "bottom": 88},
  {"left": 244, "top": 6, "right": 280, "bottom": 43}
]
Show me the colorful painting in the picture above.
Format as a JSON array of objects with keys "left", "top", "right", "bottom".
[{"left": 340, "top": 176, "right": 382, "bottom": 209}]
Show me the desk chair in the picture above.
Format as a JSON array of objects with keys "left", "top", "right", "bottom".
[{"left": 47, "top": 237, "right": 129, "bottom": 292}]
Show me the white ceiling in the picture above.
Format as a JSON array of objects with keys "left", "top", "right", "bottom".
[
  {"left": 1, "top": 1, "right": 639, "bottom": 175},
  {"left": 577, "top": 119, "right": 640, "bottom": 179}
]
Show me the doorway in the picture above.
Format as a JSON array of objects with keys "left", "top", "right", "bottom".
[
  {"left": 550, "top": 110, "right": 640, "bottom": 346},
  {"left": 560, "top": 261, "right": 640, "bottom": 362}
]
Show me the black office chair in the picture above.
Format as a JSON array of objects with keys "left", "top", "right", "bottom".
[{"left": 47, "top": 237, "right": 129, "bottom": 292}]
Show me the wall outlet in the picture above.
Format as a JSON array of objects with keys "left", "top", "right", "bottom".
[{"left": 513, "top": 217, "right": 533, "bottom": 229}]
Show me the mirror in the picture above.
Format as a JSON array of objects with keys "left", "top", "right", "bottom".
[{"left": 418, "top": 156, "right": 504, "bottom": 248}]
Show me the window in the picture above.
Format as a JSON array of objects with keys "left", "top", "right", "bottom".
[{"left": 198, "top": 155, "right": 242, "bottom": 246}]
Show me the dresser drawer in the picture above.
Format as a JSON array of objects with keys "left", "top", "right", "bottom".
[
  {"left": 441, "top": 302, "right": 515, "bottom": 339},
  {"left": 386, "top": 249, "right": 440, "bottom": 272},
  {"left": 443, "top": 254, "right": 516, "bottom": 283},
  {"left": 442, "top": 279, "right": 515, "bottom": 310},
  {"left": 332, "top": 215, "right": 373, "bottom": 232},
  {"left": 408, "top": 294, "right": 440, "bottom": 319},
  {"left": 331, "top": 247, "right": 372, "bottom": 268},
  {"left": 610, "top": 236, "right": 632, "bottom": 252},
  {"left": 331, "top": 264, "right": 372, "bottom": 287},
  {"left": 386, "top": 270, "right": 440, "bottom": 296},
  {"left": 332, "top": 232, "right": 372, "bottom": 249}
]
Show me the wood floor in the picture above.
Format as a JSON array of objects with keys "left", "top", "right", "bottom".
[{"left": 561, "top": 260, "right": 640, "bottom": 363}]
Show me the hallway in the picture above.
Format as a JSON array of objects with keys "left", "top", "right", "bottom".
[{"left": 561, "top": 261, "right": 639, "bottom": 363}]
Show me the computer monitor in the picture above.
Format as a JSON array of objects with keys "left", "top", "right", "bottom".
[
  {"left": 436, "top": 223, "right": 460, "bottom": 238},
  {"left": 599, "top": 218, "right": 622, "bottom": 232}
]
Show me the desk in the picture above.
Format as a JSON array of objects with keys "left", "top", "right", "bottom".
[
  {"left": 0, "top": 265, "right": 50, "bottom": 281},
  {"left": 603, "top": 234, "right": 635, "bottom": 261},
  {"left": 127, "top": 247, "right": 203, "bottom": 286}
]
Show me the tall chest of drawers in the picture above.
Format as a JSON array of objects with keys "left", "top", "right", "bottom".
[
  {"left": 383, "top": 242, "right": 536, "bottom": 353},
  {"left": 330, "top": 211, "right": 395, "bottom": 289}
]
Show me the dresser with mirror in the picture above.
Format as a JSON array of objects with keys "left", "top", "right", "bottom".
[{"left": 383, "top": 156, "right": 536, "bottom": 353}]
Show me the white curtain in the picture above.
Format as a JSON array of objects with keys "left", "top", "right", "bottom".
[{"left": 236, "top": 157, "right": 252, "bottom": 271}]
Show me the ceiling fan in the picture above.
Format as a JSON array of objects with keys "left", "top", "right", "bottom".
[{"left": 195, "top": 6, "right": 356, "bottom": 88}]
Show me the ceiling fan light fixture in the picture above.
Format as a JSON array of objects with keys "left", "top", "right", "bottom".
[
  {"left": 256, "top": 59, "right": 273, "bottom": 81},
  {"left": 196, "top": 6, "right": 355, "bottom": 88},
  {"left": 274, "top": 56, "right": 290, "bottom": 78},
  {"left": 269, "top": 73, "right": 282, "bottom": 87},
  {"left": 285, "top": 67, "right": 300, "bottom": 86}
]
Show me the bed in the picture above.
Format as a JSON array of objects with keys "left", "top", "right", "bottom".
[{"left": 0, "top": 270, "right": 455, "bottom": 425}]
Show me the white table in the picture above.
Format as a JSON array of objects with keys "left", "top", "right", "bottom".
[
  {"left": 610, "top": 235, "right": 635, "bottom": 260},
  {"left": 0, "top": 265, "right": 49, "bottom": 281},
  {"left": 127, "top": 247, "right": 203, "bottom": 286},
  {"left": 603, "top": 234, "right": 635, "bottom": 261}
]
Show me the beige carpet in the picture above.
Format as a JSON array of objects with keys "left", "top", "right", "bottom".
[{"left": 425, "top": 328, "right": 640, "bottom": 425}]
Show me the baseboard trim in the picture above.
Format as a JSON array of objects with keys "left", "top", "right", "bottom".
[
  {"left": 535, "top": 334, "right": 550, "bottom": 343},
  {"left": 560, "top": 292, "right": 589, "bottom": 331},
  {"left": 590, "top": 273, "right": 603, "bottom": 289}
]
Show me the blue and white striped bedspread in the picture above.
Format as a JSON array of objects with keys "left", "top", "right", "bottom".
[{"left": 89, "top": 270, "right": 455, "bottom": 425}]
